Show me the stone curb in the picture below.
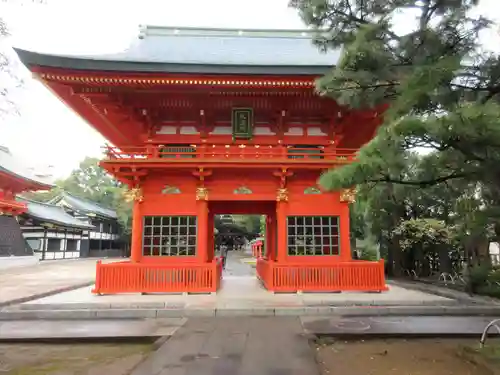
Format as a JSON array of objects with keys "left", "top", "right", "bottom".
[
  {"left": 389, "top": 280, "right": 500, "bottom": 305},
  {"left": 9, "top": 299, "right": 461, "bottom": 311},
  {"left": 2, "top": 305, "right": 500, "bottom": 320},
  {"left": 0, "top": 281, "right": 95, "bottom": 309}
]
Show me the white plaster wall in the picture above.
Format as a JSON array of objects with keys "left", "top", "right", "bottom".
[
  {"left": 0, "top": 255, "right": 39, "bottom": 270},
  {"left": 489, "top": 242, "right": 500, "bottom": 255}
]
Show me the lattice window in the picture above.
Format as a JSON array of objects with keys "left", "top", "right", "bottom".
[
  {"left": 287, "top": 145, "right": 324, "bottom": 160},
  {"left": 159, "top": 144, "right": 196, "bottom": 158},
  {"left": 142, "top": 216, "right": 197, "bottom": 256},
  {"left": 287, "top": 216, "right": 340, "bottom": 256}
]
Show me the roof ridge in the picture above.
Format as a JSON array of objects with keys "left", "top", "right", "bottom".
[
  {"left": 17, "top": 196, "right": 64, "bottom": 208},
  {"left": 139, "top": 25, "right": 319, "bottom": 39},
  {"left": 62, "top": 192, "right": 116, "bottom": 212}
]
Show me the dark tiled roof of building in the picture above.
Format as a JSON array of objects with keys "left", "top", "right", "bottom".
[
  {"left": 17, "top": 197, "right": 95, "bottom": 230},
  {"left": 49, "top": 192, "right": 118, "bottom": 220},
  {"left": 14, "top": 26, "right": 341, "bottom": 75},
  {"left": 0, "top": 146, "right": 54, "bottom": 188}
]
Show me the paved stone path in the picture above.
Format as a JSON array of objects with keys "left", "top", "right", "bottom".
[
  {"left": 223, "top": 251, "right": 255, "bottom": 277},
  {"left": 131, "top": 317, "right": 318, "bottom": 375},
  {"left": 0, "top": 258, "right": 100, "bottom": 307}
]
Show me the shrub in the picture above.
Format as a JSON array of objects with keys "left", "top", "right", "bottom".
[
  {"left": 469, "top": 265, "right": 491, "bottom": 293},
  {"left": 358, "top": 242, "right": 379, "bottom": 261},
  {"left": 476, "top": 285, "right": 500, "bottom": 299}
]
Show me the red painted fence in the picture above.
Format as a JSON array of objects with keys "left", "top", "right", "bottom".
[
  {"left": 92, "top": 259, "right": 223, "bottom": 295},
  {"left": 256, "top": 258, "right": 387, "bottom": 292}
]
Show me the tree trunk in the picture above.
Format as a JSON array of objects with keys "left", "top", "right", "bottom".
[
  {"left": 476, "top": 237, "right": 492, "bottom": 268},
  {"left": 390, "top": 238, "right": 403, "bottom": 277},
  {"left": 438, "top": 246, "right": 452, "bottom": 274}
]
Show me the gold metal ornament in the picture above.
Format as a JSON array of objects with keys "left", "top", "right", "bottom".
[
  {"left": 340, "top": 187, "right": 356, "bottom": 203},
  {"left": 123, "top": 187, "right": 144, "bottom": 203},
  {"left": 276, "top": 188, "right": 288, "bottom": 202},
  {"left": 196, "top": 187, "right": 209, "bottom": 201}
]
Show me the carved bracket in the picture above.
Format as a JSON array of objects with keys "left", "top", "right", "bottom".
[
  {"left": 192, "top": 167, "right": 212, "bottom": 182},
  {"left": 273, "top": 168, "right": 293, "bottom": 189},
  {"left": 234, "top": 186, "right": 253, "bottom": 194},
  {"left": 162, "top": 185, "right": 181, "bottom": 194}
]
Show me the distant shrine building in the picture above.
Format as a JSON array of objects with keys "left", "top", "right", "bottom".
[
  {"left": 16, "top": 26, "right": 387, "bottom": 293},
  {"left": 0, "top": 146, "right": 53, "bottom": 268},
  {"left": 19, "top": 193, "right": 122, "bottom": 260}
]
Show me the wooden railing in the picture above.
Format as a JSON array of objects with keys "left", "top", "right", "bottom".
[
  {"left": 92, "top": 259, "right": 223, "bottom": 295},
  {"left": 256, "top": 258, "right": 387, "bottom": 292},
  {"left": 103, "top": 145, "right": 358, "bottom": 163},
  {"left": 251, "top": 241, "right": 264, "bottom": 258}
]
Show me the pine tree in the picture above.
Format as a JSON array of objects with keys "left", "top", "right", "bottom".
[{"left": 290, "top": 0, "right": 500, "bottom": 190}]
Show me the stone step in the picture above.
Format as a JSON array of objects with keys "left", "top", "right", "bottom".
[{"left": 2, "top": 304, "right": 500, "bottom": 320}]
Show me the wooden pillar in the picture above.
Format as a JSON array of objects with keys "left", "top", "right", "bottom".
[
  {"left": 130, "top": 200, "right": 143, "bottom": 262},
  {"left": 340, "top": 203, "right": 352, "bottom": 262},
  {"left": 207, "top": 211, "right": 215, "bottom": 261},
  {"left": 276, "top": 201, "right": 287, "bottom": 263},
  {"left": 197, "top": 200, "right": 209, "bottom": 263},
  {"left": 266, "top": 214, "right": 277, "bottom": 261}
]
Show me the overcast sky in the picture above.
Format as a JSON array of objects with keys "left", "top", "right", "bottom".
[{"left": 0, "top": 0, "right": 499, "bottom": 179}]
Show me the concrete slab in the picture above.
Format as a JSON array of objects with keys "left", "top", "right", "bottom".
[
  {"left": 300, "top": 315, "right": 500, "bottom": 337},
  {"left": 0, "top": 318, "right": 187, "bottom": 341}
]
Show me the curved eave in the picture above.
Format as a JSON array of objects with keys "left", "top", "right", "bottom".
[
  {"left": 0, "top": 166, "right": 54, "bottom": 191},
  {"left": 27, "top": 214, "right": 95, "bottom": 230},
  {"left": 71, "top": 208, "right": 118, "bottom": 221},
  {"left": 14, "top": 48, "right": 333, "bottom": 76}
]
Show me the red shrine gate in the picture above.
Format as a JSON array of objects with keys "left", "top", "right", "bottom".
[{"left": 15, "top": 26, "right": 387, "bottom": 294}]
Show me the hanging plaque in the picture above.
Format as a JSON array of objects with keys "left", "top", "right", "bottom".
[{"left": 231, "top": 108, "right": 254, "bottom": 140}]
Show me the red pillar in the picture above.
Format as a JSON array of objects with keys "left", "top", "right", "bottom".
[
  {"left": 207, "top": 211, "right": 215, "bottom": 261},
  {"left": 197, "top": 200, "right": 209, "bottom": 263},
  {"left": 266, "top": 213, "right": 276, "bottom": 261},
  {"left": 276, "top": 201, "right": 287, "bottom": 263},
  {"left": 340, "top": 203, "right": 352, "bottom": 261},
  {"left": 130, "top": 200, "right": 143, "bottom": 262}
]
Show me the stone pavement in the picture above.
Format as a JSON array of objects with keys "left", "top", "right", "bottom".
[
  {"left": 130, "top": 317, "right": 318, "bottom": 375},
  {"left": 0, "top": 258, "right": 101, "bottom": 307}
]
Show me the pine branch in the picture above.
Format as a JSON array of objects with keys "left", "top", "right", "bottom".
[{"left": 368, "top": 171, "right": 473, "bottom": 187}]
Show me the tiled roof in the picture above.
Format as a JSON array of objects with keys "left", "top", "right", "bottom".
[
  {"left": 14, "top": 26, "right": 341, "bottom": 75},
  {"left": 17, "top": 197, "right": 95, "bottom": 229},
  {"left": 0, "top": 146, "right": 54, "bottom": 188},
  {"left": 50, "top": 192, "right": 118, "bottom": 219}
]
